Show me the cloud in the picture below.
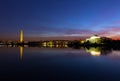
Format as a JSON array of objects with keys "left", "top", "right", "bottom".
[
  {"left": 97, "top": 27, "right": 120, "bottom": 39},
  {"left": 2, "top": 24, "right": 120, "bottom": 40},
  {"left": 25, "top": 25, "right": 120, "bottom": 40},
  {"left": 62, "top": 27, "right": 120, "bottom": 40}
]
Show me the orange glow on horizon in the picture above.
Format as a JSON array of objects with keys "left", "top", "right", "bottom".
[{"left": 111, "top": 37, "right": 120, "bottom": 40}]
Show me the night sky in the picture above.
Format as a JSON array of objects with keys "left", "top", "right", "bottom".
[{"left": 1, "top": 0, "right": 120, "bottom": 40}]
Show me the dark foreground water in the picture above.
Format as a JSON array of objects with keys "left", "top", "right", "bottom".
[{"left": 0, "top": 46, "right": 120, "bottom": 81}]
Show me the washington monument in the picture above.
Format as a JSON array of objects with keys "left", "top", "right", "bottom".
[{"left": 20, "top": 30, "right": 23, "bottom": 43}]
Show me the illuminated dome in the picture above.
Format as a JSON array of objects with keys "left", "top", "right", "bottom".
[
  {"left": 86, "top": 35, "right": 101, "bottom": 44},
  {"left": 90, "top": 35, "right": 100, "bottom": 39}
]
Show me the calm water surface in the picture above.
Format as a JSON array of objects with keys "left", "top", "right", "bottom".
[{"left": 0, "top": 46, "right": 120, "bottom": 81}]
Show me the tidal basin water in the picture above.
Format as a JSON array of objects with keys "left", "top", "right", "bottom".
[{"left": 1, "top": 46, "right": 120, "bottom": 81}]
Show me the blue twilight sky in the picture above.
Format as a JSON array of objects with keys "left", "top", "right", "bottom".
[{"left": 1, "top": 0, "right": 120, "bottom": 40}]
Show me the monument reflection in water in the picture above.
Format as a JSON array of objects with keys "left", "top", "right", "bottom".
[
  {"left": 85, "top": 47, "right": 112, "bottom": 56},
  {"left": 1, "top": 45, "right": 120, "bottom": 81},
  {"left": 17, "top": 44, "right": 113, "bottom": 61},
  {"left": 19, "top": 46, "right": 23, "bottom": 60}
]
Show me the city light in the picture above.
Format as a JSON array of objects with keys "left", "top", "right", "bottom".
[{"left": 90, "top": 51, "right": 101, "bottom": 56}]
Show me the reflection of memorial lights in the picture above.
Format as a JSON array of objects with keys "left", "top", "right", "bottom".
[
  {"left": 90, "top": 51, "right": 101, "bottom": 56},
  {"left": 85, "top": 47, "right": 101, "bottom": 56},
  {"left": 48, "top": 44, "right": 53, "bottom": 48},
  {"left": 65, "top": 45, "right": 68, "bottom": 48},
  {"left": 56, "top": 44, "right": 59, "bottom": 48},
  {"left": 20, "top": 46, "right": 23, "bottom": 60},
  {"left": 43, "top": 42, "right": 47, "bottom": 47}
]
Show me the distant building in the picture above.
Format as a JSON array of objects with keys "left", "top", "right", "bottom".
[
  {"left": 86, "top": 35, "right": 112, "bottom": 44},
  {"left": 86, "top": 35, "right": 102, "bottom": 44}
]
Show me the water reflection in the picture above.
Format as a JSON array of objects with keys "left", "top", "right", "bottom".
[
  {"left": 86, "top": 47, "right": 101, "bottom": 56},
  {"left": 18, "top": 46, "right": 113, "bottom": 58},
  {"left": 85, "top": 47, "right": 112, "bottom": 56},
  {"left": 1, "top": 45, "right": 120, "bottom": 81},
  {"left": 0, "top": 44, "right": 119, "bottom": 57},
  {"left": 19, "top": 46, "right": 23, "bottom": 60}
]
